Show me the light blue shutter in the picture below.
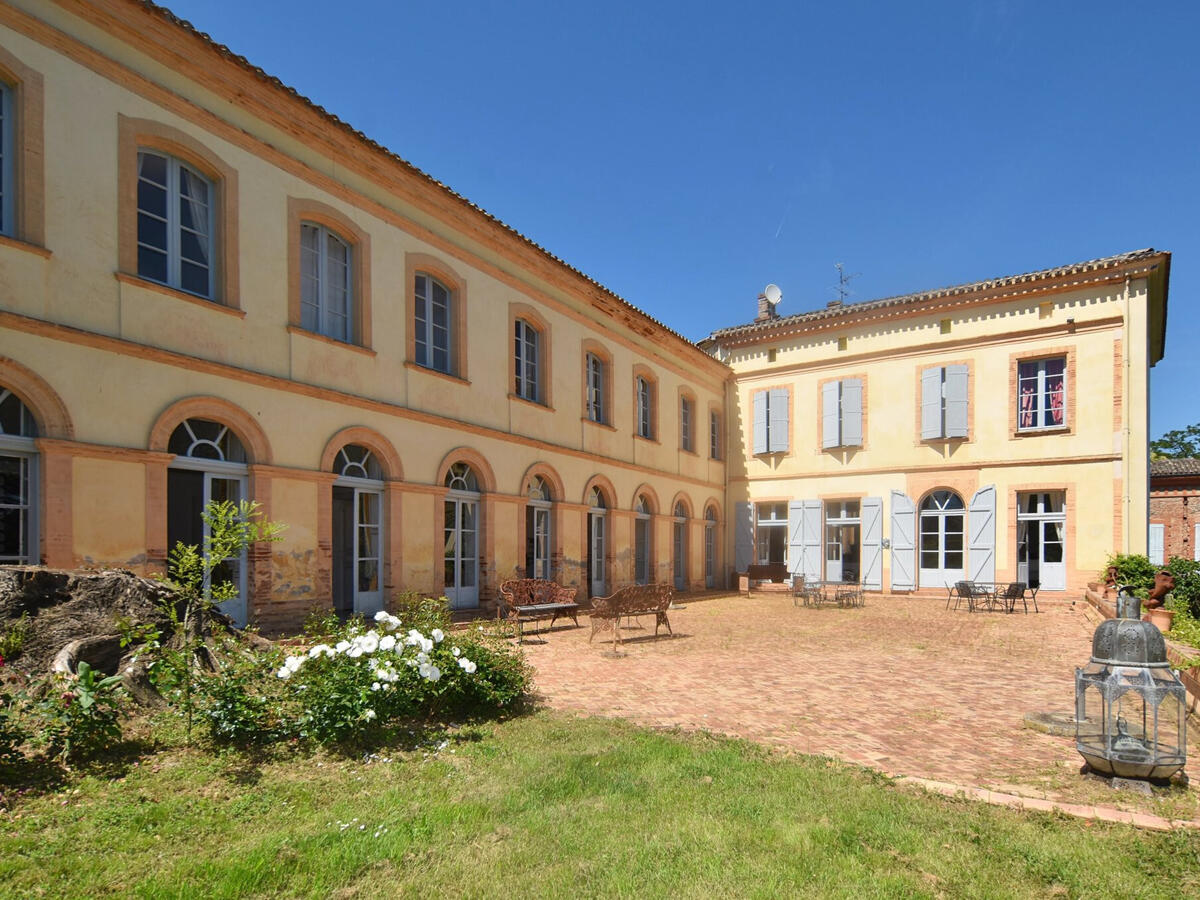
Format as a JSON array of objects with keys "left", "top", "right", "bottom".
[
  {"left": 752, "top": 392, "right": 767, "bottom": 455},
  {"left": 821, "top": 381, "right": 840, "bottom": 449},
  {"left": 841, "top": 378, "right": 863, "bottom": 447},
  {"left": 734, "top": 502, "right": 754, "bottom": 572},
  {"left": 787, "top": 501, "right": 804, "bottom": 578},
  {"left": 945, "top": 365, "right": 968, "bottom": 439},
  {"left": 1149, "top": 524, "right": 1165, "bottom": 565},
  {"left": 768, "top": 388, "right": 790, "bottom": 452},
  {"left": 890, "top": 490, "right": 915, "bottom": 591},
  {"left": 968, "top": 485, "right": 996, "bottom": 584},
  {"left": 861, "top": 497, "right": 882, "bottom": 589},
  {"left": 920, "top": 368, "right": 943, "bottom": 440},
  {"left": 801, "top": 499, "right": 823, "bottom": 583}
]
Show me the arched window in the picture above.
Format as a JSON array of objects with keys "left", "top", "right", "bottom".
[
  {"left": 704, "top": 506, "right": 718, "bottom": 589},
  {"left": 526, "top": 475, "right": 553, "bottom": 579},
  {"left": 0, "top": 386, "right": 39, "bottom": 564},
  {"left": 331, "top": 444, "right": 384, "bottom": 617},
  {"left": 167, "top": 418, "right": 249, "bottom": 624},
  {"left": 673, "top": 501, "right": 688, "bottom": 591},
  {"left": 634, "top": 493, "right": 652, "bottom": 585},
  {"left": 444, "top": 463, "right": 480, "bottom": 608}
]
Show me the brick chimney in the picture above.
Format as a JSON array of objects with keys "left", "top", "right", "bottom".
[{"left": 755, "top": 291, "right": 779, "bottom": 322}]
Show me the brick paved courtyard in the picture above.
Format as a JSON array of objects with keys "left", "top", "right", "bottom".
[{"left": 520, "top": 593, "right": 1200, "bottom": 798}]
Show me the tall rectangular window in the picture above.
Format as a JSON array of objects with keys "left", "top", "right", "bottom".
[
  {"left": 586, "top": 353, "right": 605, "bottom": 423},
  {"left": 681, "top": 396, "right": 694, "bottom": 452},
  {"left": 514, "top": 318, "right": 540, "bottom": 402},
  {"left": 137, "top": 150, "right": 214, "bottom": 298},
  {"left": 299, "top": 222, "right": 352, "bottom": 342},
  {"left": 920, "top": 365, "right": 968, "bottom": 440},
  {"left": 0, "top": 82, "right": 12, "bottom": 237},
  {"left": 414, "top": 273, "right": 451, "bottom": 373},
  {"left": 710, "top": 410, "right": 721, "bottom": 460},
  {"left": 821, "top": 378, "right": 863, "bottom": 449},
  {"left": 1017, "top": 358, "right": 1066, "bottom": 430},
  {"left": 636, "top": 376, "right": 653, "bottom": 439}
]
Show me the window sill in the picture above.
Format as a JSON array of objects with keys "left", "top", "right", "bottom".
[
  {"left": 634, "top": 434, "right": 661, "bottom": 446},
  {"left": 116, "top": 272, "right": 244, "bottom": 318},
  {"left": 508, "top": 393, "right": 554, "bottom": 412},
  {"left": 0, "top": 233, "right": 51, "bottom": 259},
  {"left": 582, "top": 416, "right": 616, "bottom": 432},
  {"left": 287, "top": 324, "right": 375, "bottom": 356},
  {"left": 680, "top": 447, "right": 699, "bottom": 457},
  {"left": 1013, "top": 425, "right": 1070, "bottom": 437},
  {"left": 404, "top": 360, "right": 469, "bottom": 386}
]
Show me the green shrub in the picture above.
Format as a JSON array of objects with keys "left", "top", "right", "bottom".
[
  {"left": 0, "top": 615, "right": 30, "bottom": 662},
  {"left": 0, "top": 688, "right": 27, "bottom": 770},
  {"left": 389, "top": 591, "right": 451, "bottom": 634},
  {"left": 1164, "top": 557, "right": 1200, "bottom": 619},
  {"left": 198, "top": 639, "right": 289, "bottom": 745},
  {"left": 1102, "top": 553, "right": 1157, "bottom": 595},
  {"left": 31, "top": 662, "right": 126, "bottom": 762}
]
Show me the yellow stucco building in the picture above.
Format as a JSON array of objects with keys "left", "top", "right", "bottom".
[{"left": 0, "top": 1, "right": 1169, "bottom": 629}]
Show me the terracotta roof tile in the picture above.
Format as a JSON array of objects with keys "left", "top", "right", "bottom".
[
  {"left": 707, "top": 249, "right": 1165, "bottom": 343},
  {"left": 1151, "top": 458, "right": 1200, "bottom": 477}
]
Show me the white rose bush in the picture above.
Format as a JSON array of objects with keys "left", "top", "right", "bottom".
[{"left": 201, "top": 594, "right": 532, "bottom": 746}]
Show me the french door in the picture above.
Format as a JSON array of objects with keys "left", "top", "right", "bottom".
[
  {"left": 635, "top": 516, "right": 650, "bottom": 584},
  {"left": 704, "top": 522, "right": 715, "bottom": 588},
  {"left": 333, "top": 483, "right": 383, "bottom": 616},
  {"left": 0, "top": 449, "right": 37, "bottom": 564},
  {"left": 589, "top": 511, "right": 606, "bottom": 597},
  {"left": 167, "top": 465, "right": 248, "bottom": 625},
  {"left": 1017, "top": 492, "right": 1066, "bottom": 591},
  {"left": 444, "top": 493, "right": 479, "bottom": 609},
  {"left": 673, "top": 519, "right": 686, "bottom": 590},
  {"left": 918, "top": 490, "right": 965, "bottom": 589},
  {"left": 527, "top": 504, "right": 551, "bottom": 579}
]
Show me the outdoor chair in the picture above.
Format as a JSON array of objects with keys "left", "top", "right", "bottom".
[{"left": 997, "top": 581, "right": 1038, "bottom": 614}]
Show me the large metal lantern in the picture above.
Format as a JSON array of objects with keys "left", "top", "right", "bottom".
[{"left": 1075, "top": 589, "right": 1187, "bottom": 781}]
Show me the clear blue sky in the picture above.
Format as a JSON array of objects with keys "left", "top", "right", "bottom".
[{"left": 164, "top": 0, "right": 1197, "bottom": 438}]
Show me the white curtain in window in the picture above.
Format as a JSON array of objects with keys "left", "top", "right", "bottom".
[{"left": 179, "top": 166, "right": 210, "bottom": 268}]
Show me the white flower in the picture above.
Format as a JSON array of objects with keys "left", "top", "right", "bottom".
[
  {"left": 364, "top": 709, "right": 377, "bottom": 721},
  {"left": 405, "top": 629, "right": 423, "bottom": 647},
  {"left": 371, "top": 682, "right": 381, "bottom": 691},
  {"left": 359, "top": 632, "right": 380, "bottom": 654},
  {"left": 308, "top": 644, "right": 332, "bottom": 659},
  {"left": 276, "top": 666, "right": 292, "bottom": 679},
  {"left": 379, "top": 634, "right": 396, "bottom": 651},
  {"left": 457, "top": 657, "right": 477, "bottom": 674},
  {"left": 374, "top": 610, "right": 389, "bottom": 622},
  {"left": 284, "top": 655, "right": 304, "bottom": 672},
  {"left": 419, "top": 637, "right": 434, "bottom": 654},
  {"left": 416, "top": 651, "right": 429, "bottom": 664},
  {"left": 346, "top": 646, "right": 363, "bottom": 658},
  {"left": 418, "top": 662, "right": 442, "bottom": 681},
  {"left": 335, "top": 640, "right": 351, "bottom": 653},
  {"left": 452, "top": 647, "right": 461, "bottom": 657},
  {"left": 431, "top": 628, "right": 445, "bottom": 643}
]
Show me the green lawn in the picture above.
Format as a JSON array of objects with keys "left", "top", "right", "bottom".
[{"left": 2, "top": 712, "right": 1198, "bottom": 898}]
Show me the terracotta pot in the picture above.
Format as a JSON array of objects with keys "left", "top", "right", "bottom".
[{"left": 1143, "top": 608, "right": 1175, "bottom": 633}]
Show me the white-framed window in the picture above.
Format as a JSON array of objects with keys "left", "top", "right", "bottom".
[
  {"left": 1017, "top": 357, "right": 1067, "bottom": 430},
  {"left": 634, "top": 493, "right": 651, "bottom": 585},
  {"left": 300, "top": 222, "right": 352, "bottom": 342},
  {"left": 636, "top": 376, "right": 654, "bottom": 439},
  {"left": 0, "top": 386, "right": 39, "bottom": 565},
  {"left": 755, "top": 502, "right": 787, "bottom": 565},
  {"left": 137, "top": 149, "right": 214, "bottom": 298},
  {"left": 710, "top": 410, "right": 721, "bottom": 460},
  {"left": 752, "top": 388, "right": 789, "bottom": 454},
  {"left": 681, "top": 396, "right": 694, "bottom": 452},
  {"left": 414, "top": 273, "right": 452, "bottom": 373},
  {"left": 1149, "top": 523, "right": 1165, "bottom": 566},
  {"left": 526, "top": 475, "right": 552, "bottom": 580},
  {"left": 821, "top": 379, "right": 863, "bottom": 449},
  {"left": 920, "top": 365, "right": 968, "bottom": 440},
  {"left": 514, "top": 318, "right": 540, "bottom": 402},
  {"left": 0, "top": 82, "right": 13, "bottom": 237},
  {"left": 586, "top": 353, "right": 605, "bottom": 423}
]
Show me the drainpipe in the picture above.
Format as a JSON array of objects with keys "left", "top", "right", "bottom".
[{"left": 1123, "top": 274, "right": 1132, "bottom": 553}]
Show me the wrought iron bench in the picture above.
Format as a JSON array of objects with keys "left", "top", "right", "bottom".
[
  {"left": 498, "top": 578, "right": 580, "bottom": 641},
  {"left": 589, "top": 583, "right": 674, "bottom": 646},
  {"left": 742, "top": 563, "right": 791, "bottom": 595}
]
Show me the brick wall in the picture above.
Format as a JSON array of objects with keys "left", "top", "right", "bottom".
[{"left": 1149, "top": 475, "right": 1200, "bottom": 562}]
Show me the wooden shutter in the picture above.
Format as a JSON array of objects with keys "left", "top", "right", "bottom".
[
  {"left": 890, "top": 490, "right": 915, "bottom": 591},
  {"left": 920, "top": 367, "right": 943, "bottom": 440},
  {"left": 768, "top": 388, "right": 790, "bottom": 453},
  {"left": 787, "top": 501, "right": 804, "bottom": 578},
  {"left": 861, "top": 497, "right": 883, "bottom": 589},
  {"left": 801, "top": 499, "right": 823, "bottom": 583},
  {"left": 734, "top": 502, "right": 754, "bottom": 572},
  {"left": 968, "top": 485, "right": 996, "bottom": 584},
  {"left": 1149, "top": 523, "right": 1165, "bottom": 566},
  {"left": 841, "top": 378, "right": 863, "bottom": 447},
  {"left": 944, "top": 365, "right": 968, "bottom": 439},
  {"left": 752, "top": 392, "right": 767, "bottom": 455},
  {"left": 821, "top": 381, "right": 840, "bottom": 448}
]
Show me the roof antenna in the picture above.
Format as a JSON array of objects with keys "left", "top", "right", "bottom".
[{"left": 830, "top": 263, "right": 859, "bottom": 308}]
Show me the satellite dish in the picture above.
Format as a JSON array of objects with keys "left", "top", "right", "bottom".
[{"left": 763, "top": 284, "right": 782, "bottom": 306}]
